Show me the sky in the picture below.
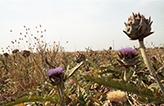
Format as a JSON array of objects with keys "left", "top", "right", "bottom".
[{"left": 0, "top": 0, "right": 164, "bottom": 53}]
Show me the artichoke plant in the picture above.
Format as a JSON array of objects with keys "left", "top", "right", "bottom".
[
  {"left": 124, "top": 12, "right": 164, "bottom": 94},
  {"left": 123, "top": 12, "right": 154, "bottom": 40}
]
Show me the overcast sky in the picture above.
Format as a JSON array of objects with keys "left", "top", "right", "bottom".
[{"left": 0, "top": 0, "right": 164, "bottom": 53}]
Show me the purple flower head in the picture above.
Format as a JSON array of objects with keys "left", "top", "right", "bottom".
[
  {"left": 151, "top": 55, "right": 156, "bottom": 61},
  {"left": 118, "top": 48, "right": 136, "bottom": 54},
  {"left": 117, "top": 48, "right": 139, "bottom": 67},
  {"left": 151, "top": 55, "right": 155, "bottom": 58},
  {"left": 48, "top": 67, "right": 63, "bottom": 76}
]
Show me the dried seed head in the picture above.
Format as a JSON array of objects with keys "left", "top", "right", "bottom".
[
  {"left": 11, "top": 41, "right": 14, "bottom": 44},
  {"left": 106, "top": 90, "right": 127, "bottom": 103},
  {"left": 75, "top": 52, "right": 86, "bottom": 63},
  {"left": 3, "top": 53, "right": 9, "bottom": 57},
  {"left": 22, "top": 50, "right": 30, "bottom": 57},
  {"left": 12, "top": 49, "right": 19, "bottom": 54},
  {"left": 109, "top": 46, "right": 112, "bottom": 50}
]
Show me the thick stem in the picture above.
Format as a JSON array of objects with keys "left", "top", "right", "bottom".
[
  {"left": 139, "top": 40, "right": 164, "bottom": 94},
  {"left": 57, "top": 84, "right": 66, "bottom": 106}
]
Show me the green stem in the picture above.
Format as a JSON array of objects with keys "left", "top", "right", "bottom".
[
  {"left": 124, "top": 67, "right": 128, "bottom": 82},
  {"left": 57, "top": 84, "right": 66, "bottom": 106},
  {"left": 139, "top": 40, "right": 164, "bottom": 94}
]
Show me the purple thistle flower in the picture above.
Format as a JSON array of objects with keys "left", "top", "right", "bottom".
[
  {"left": 117, "top": 48, "right": 139, "bottom": 67},
  {"left": 48, "top": 67, "right": 64, "bottom": 85},
  {"left": 48, "top": 67, "right": 63, "bottom": 76},
  {"left": 118, "top": 48, "right": 136, "bottom": 54},
  {"left": 151, "top": 55, "right": 157, "bottom": 61},
  {"left": 151, "top": 55, "right": 155, "bottom": 58}
]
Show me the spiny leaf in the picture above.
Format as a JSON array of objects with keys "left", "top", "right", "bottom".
[
  {"left": 64, "top": 61, "right": 84, "bottom": 81},
  {"left": 88, "top": 96, "right": 100, "bottom": 103},
  {"left": 0, "top": 96, "right": 60, "bottom": 106},
  {"left": 94, "top": 92, "right": 104, "bottom": 98},
  {"left": 139, "top": 86, "right": 154, "bottom": 97},
  {"left": 82, "top": 73, "right": 164, "bottom": 101},
  {"left": 99, "top": 69, "right": 122, "bottom": 75}
]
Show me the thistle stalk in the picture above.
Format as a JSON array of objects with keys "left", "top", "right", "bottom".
[
  {"left": 57, "top": 84, "right": 66, "bottom": 106},
  {"left": 139, "top": 39, "right": 164, "bottom": 94}
]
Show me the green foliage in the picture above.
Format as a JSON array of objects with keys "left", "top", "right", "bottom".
[
  {"left": 64, "top": 61, "right": 84, "bottom": 81},
  {"left": 82, "top": 72, "right": 164, "bottom": 103},
  {"left": 0, "top": 95, "right": 60, "bottom": 106}
]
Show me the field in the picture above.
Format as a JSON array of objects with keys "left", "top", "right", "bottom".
[
  {"left": 0, "top": 41, "right": 164, "bottom": 106},
  {"left": 0, "top": 25, "right": 164, "bottom": 106}
]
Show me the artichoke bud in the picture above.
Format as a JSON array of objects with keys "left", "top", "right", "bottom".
[
  {"left": 123, "top": 12, "right": 154, "bottom": 40},
  {"left": 75, "top": 52, "right": 86, "bottom": 63},
  {"left": 117, "top": 48, "right": 139, "bottom": 67},
  {"left": 48, "top": 68, "right": 64, "bottom": 85}
]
